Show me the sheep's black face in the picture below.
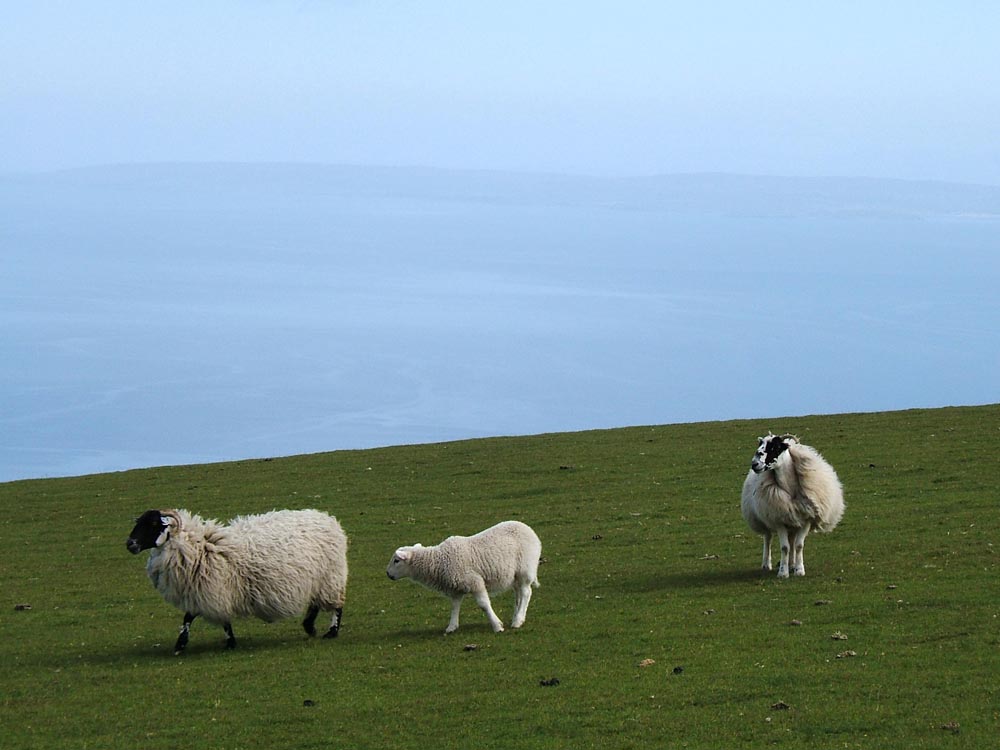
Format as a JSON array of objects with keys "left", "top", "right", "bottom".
[
  {"left": 126, "top": 510, "right": 166, "bottom": 554},
  {"left": 751, "top": 435, "right": 790, "bottom": 473}
]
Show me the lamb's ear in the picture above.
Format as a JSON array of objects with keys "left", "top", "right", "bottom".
[{"left": 394, "top": 548, "right": 411, "bottom": 562}]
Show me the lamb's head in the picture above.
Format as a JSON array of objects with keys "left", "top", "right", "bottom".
[
  {"left": 126, "top": 509, "right": 180, "bottom": 554},
  {"left": 386, "top": 544, "right": 422, "bottom": 580},
  {"left": 750, "top": 433, "right": 798, "bottom": 473}
]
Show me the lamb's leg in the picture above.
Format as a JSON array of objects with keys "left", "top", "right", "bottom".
[
  {"left": 303, "top": 605, "right": 320, "bottom": 637},
  {"left": 446, "top": 595, "right": 464, "bottom": 633},
  {"left": 761, "top": 531, "right": 773, "bottom": 571},
  {"left": 776, "top": 528, "right": 791, "bottom": 579},
  {"left": 223, "top": 622, "right": 236, "bottom": 650},
  {"left": 511, "top": 582, "right": 532, "bottom": 629},
  {"left": 322, "top": 607, "right": 342, "bottom": 639},
  {"left": 174, "top": 612, "right": 197, "bottom": 655},
  {"left": 792, "top": 527, "right": 809, "bottom": 576},
  {"left": 473, "top": 588, "right": 505, "bottom": 633}
]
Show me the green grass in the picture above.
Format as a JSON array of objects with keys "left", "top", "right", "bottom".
[{"left": 2, "top": 405, "right": 998, "bottom": 749}]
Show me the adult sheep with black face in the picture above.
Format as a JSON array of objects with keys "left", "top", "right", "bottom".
[
  {"left": 741, "top": 433, "right": 845, "bottom": 578},
  {"left": 126, "top": 508, "right": 348, "bottom": 654}
]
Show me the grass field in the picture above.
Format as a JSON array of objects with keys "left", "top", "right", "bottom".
[{"left": 2, "top": 405, "right": 998, "bottom": 749}]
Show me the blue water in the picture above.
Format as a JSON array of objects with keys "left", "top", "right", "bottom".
[{"left": 2, "top": 166, "right": 998, "bottom": 481}]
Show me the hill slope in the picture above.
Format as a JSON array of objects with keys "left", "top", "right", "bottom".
[{"left": 2, "top": 404, "right": 998, "bottom": 748}]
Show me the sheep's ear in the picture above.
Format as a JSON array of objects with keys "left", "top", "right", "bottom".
[
  {"left": 155, "top": 514, "right": 175, "bottom": 547},
  {"left": 394, "top": 548, "right": 410, "bottom": 562},
  {"left": 413, "top": 543, "right": 423, "bottom": 549}
]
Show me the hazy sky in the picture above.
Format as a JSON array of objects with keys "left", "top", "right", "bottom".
[{"left": 3, "top": 2, "right": 1000, "bottom": 181}]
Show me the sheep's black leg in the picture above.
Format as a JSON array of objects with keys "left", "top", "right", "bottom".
[
  {"left": 174, "top": 612, "right": 197, "bottom": 655},
  {"left": 303, "top": 605, "right": 320, "bottom": 637},
  {"left": 224, "top": 622, "right": 236, "bottom": 650},
  {"left": 322, "top": 607, "right": 343, "bottom": 639}
]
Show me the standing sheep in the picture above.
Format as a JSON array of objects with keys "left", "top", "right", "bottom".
[
  {"left": 126, "top": 508, "right": 348, "bottom": 653},
  {"left": 386, "top": 520, "right": 541, "bottom": 634},
  {"left": 741, "top": 433, "right": 845, "bottom": 578}
]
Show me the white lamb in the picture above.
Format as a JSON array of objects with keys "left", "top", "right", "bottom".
[
  {"left": 126, "top": 508, "right": 348, "bottom": 654},
  {"left": 741, "top": 433, "right": 845, "bottom": 578},
  {"left": 386, "top": 520, "right": 541, "bottom": 634}
]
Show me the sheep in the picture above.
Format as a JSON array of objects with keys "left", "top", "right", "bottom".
[
  {"left": 386, "top": 520, "right": 541, "bottom": 634},
  {"left": 741, "top": 433, "right": 845, "bottom": 578},
  {"left": 126, "top": 508, "right": 348, "bottom": 654}
]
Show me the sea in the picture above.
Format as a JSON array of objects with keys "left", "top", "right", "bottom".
[{"left": 2, "top": 164, "right": 998, "bottom": 482}]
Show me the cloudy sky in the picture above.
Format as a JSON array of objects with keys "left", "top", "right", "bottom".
[{"left": 3, "top": 1, "right": 999, "bottom": 182}]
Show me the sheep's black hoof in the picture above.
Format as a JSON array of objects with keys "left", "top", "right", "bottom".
[{"left": 322, "top": 627, "right": 339, "bottom": 639}]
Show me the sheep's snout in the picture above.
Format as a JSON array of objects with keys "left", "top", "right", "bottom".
[
  {"left": 126, "top": 538, "right": 143, "bottom": 554},
  {"left": 751, "top": 459, "right": 766, "bottom": 474}
]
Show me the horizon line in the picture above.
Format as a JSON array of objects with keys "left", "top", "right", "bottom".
[{"left": 5, "top": 160, "right": 1000, "bottom": 190}]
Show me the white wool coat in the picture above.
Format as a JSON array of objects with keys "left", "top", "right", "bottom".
[
  {"left": 393, "top": 520, "right": 541, "bottom": 596},
  {"left": 147, "top": 509, "right": 348, "bottom": 625},
  {"left": 742, "top": 441, "right": 845, "bottom": 534}
]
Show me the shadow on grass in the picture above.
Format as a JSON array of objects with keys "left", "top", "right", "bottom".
[
  {"left": 624, "top": 566, "right": 766, "bottom": 592},
  {"left": 74, "top": 624, "right": 489, "bottom": 667},
  {"left": 30, "top": 628, "right": 344, "bottom": 668},
  {"left": 27, "top": 618, "right": 498, "bottom": 671},
  {"left": 379, "top": 627, "right": 455, "bottom": 641},
  {"left": 375, "top": 623, "right": 511, "bottom": 642}
]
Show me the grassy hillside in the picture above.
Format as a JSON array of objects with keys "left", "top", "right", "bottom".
[{"left": 2, "top": 405, "right": 997, "bottom": 749}]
